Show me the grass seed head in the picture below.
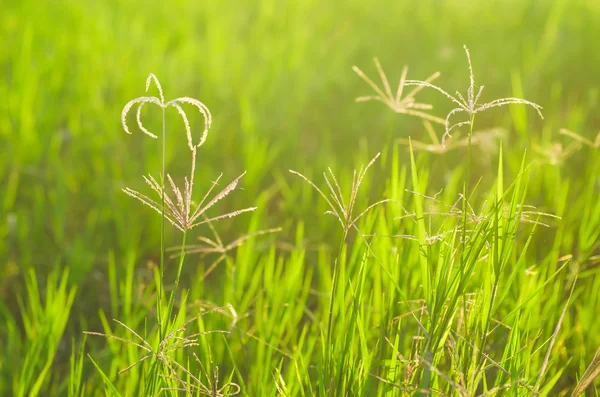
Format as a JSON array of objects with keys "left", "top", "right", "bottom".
[
  {"left": 404, "top": 45, "right": 544, "bottom": 146},
  {"left": 121, "top": 74, "right": 255, "bottom": 232},
  {"left": 353, "top": 59, "right": 445, "bottom": 125}
]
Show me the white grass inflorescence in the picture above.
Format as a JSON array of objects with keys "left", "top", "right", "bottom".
[
  {"left": 167, "top": 221, "right": 282, "bottom": 279},
  {"left": 122, "top": 73, "right": 212, "bottom": 151},
  {"left": 161, "top": 358, "right": 241, "bottom": 397},
  {"left": 397, "top": 120, "right": 506, "bottom": 154},
  {"left": 404, "top": 45, "right": 544, "bottom": 146},
  {"left": 83, "top": 307, "right": 229, "bottom": 374},
  {"left": 559, "top": 128, "right": 600, "bottom": 149},
  {"left": 121, "top": 74, "right": 256, "bottom": 232},
  {"left": 122, "top": 171, "right": 256, "bottom": 232},
  {"left": 532, "top": 141, "right": 582, "bottom": 166},
  {"left": 353, "top": 59, "right": 445, "bottom": 125},
  {"left": 397, "top": 191, "right": 561, "bottom": 230},
  {"left": 290, "top": 153, "right": 395, "bottom": 236}
]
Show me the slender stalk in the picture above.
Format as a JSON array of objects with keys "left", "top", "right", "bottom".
[
  {"left": 460, "top": 113, "right": 476, "bottom": 369},
  {"left": 467, "top": 114, "right": 475, "bottom": 189},
  {"left": 146, "top": 107, "right": 167, "bottom": 396},
  {"left": 164, "top": 150, "right": 194, "bottom": 329},
  {"left": 158, "top": 106, "right": 166, "bottom": 341},
  {"left": 165, "top": 230, "right": 188, "bottom": 328},
  {"left": 174, "top": 231, "right": 188, "bottom": 295}
]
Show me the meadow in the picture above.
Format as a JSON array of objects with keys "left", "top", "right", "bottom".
[{"left": 1, "top": 0, "right": 600, "bottom": 395}]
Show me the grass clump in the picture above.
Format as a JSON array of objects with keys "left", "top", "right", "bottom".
[{"left": 83, "top": 74, "right": 253, "bottom": 396}]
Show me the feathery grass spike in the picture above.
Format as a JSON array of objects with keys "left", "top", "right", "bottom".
[
  {"left": 121, "top": 73, "right": 212, "bottom": 151},
  {"left": 353, "top": 59, "right": 445, "bottom": 125},
  {"left": 404, "top": 45, "right": 544, "bottom": 146}
]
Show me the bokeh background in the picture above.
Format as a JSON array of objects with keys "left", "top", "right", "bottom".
[{"left": 1, "top": 0, "right": 599, "bottom": 394}]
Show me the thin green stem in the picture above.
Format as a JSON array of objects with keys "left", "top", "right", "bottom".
[
  {"left": 158, "top": 106, "right": 166, "bottom": 341},
  {"left": 460, "top": 113, "right": 475, "bottom": 356},
  {"left": 467, "top": 114, "right": 475, "bottom": 189},
  {"left": 174, "top": 231, "right": 188, "bottom": 294},
  {"left": 165, "top": 230, "right": 188, "bottom": 326}
]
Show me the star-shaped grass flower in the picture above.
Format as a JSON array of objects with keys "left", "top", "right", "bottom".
[
  {"left": 353, "top": 59, "right": 445, "bottom": 125},
  {"left": 404, "top": 45, "right": 544, "bottom": 146}
]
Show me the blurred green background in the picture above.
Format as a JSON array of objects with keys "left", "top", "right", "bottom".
[{"left": 1, "top": 0, "right": 599, "bottom": 394}]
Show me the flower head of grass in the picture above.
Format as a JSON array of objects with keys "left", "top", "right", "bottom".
[
  {"left": 161, "top": 356, "right": 241, "bottom": 396},
  {"left": 290, "top": 153, "right": 394, "bottom": 236},
  {"left": 398, "top": 190, "right": 560, "bottom": 230},
  {"left": 532, "top": 128, "right": 600, "bottom": 166},
  {"left": 533, "top": 141, "right": 582, "bottom": 166},
  {"left": 397, "top": 120, "right": 506, "bottom": 154},
  {"left": 83, "top": 307, "right": 230, "bottom": 385},
  {"left": 123, "top": 171, "right": 256, "bottom": 232},
  {"left": 121, "top": 74, "right": 256, "bottom": 232},
  {"left": 559, "top": 128, "right": 600, "bottom": 149},
  {"left": 121, "top": 73, "right": 212, "bottom": 151},
  {"left": 168, "top": 220, "right": 281, "bottom": 279},
  {"left": 404, "top": 45, "right": 544, "bottom": 146},
  {"left": 353, "top": 59, "right": 445, "bottom": 125}
]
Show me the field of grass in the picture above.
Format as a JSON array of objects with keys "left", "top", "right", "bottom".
[{"left": 2, "top": 0, "right": 600, "bottom": 395}]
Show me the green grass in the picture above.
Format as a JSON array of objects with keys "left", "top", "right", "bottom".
[{"left": 1, "top": 0, "right": 600, "bottom": 395}]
